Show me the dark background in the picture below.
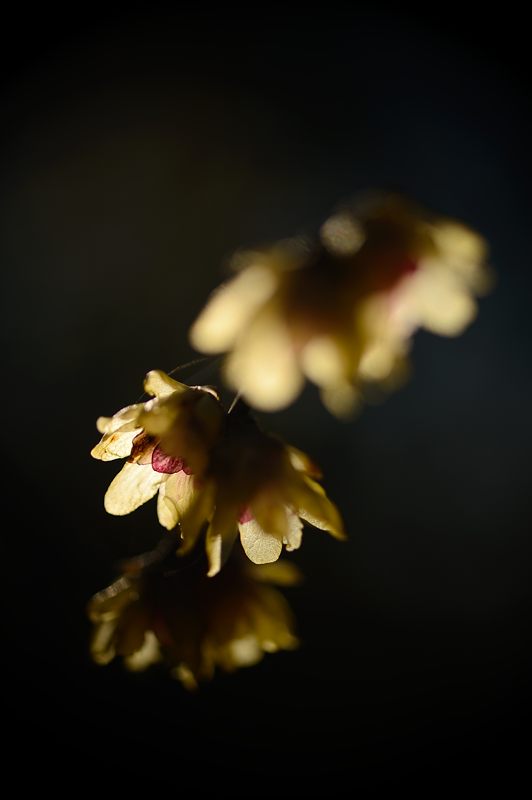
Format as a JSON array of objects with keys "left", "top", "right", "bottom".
[{"left": 2, "top": 3, "right": 531, "bottom": 792}]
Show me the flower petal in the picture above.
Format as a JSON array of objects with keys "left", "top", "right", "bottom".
[
  {"left": 249, "top": 560, "right": 303, "bottom": 586},
  {"left": 291, "top": 475, "right": 346, "bottom": 540},
  {"left": 206, "top": 512, "right": 239, "bottom": 577},
  {"left": 224, "top": 309, "right": 303, "bottom": 412},
  {"left": 283, "top": 510, "right": 303, "bottom": 552},
  {"left": 96, "top": 404, "right": 142, "bottom": 434},
  {"left": 91, "top": 427, "right": 142, "bottom": 461},
  {"left": 178, "top": 484, "right": 215, "bottom": 554},
  {"left": 125, "top": 631, "right": 161, "bottom": 672},
  {"left": 287, "top": 446, "right": 322, "bottom": 478},
  {"left": 104, "top": 462, "right": 163, "bottom": 516},
  {"left": 190, "top": 264, "right": 277, "bottom": 353},
  {"left": 157, "top": 472, "right": 196, "bottom": 531},
  {"left": 144, "top": 369, "right": 187, "bottom": 398},
  {"left": 90, "top": 621, "right": 117, "bottom": 665},
  {"left": 239, "top": 519, "right": 283, "bottom": 565}
]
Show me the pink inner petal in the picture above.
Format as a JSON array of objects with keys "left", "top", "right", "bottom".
[
  {"left": 151, "top": 444, "right": 185, "bottom": 474},
  {"left": 238, "top": 507, "right": 254, "bottom": 524}
]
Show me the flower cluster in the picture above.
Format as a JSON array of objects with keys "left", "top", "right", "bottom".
[
  {"left": 88, "top": 540, "right": 300, "bottom": 689},
  {"left": 190, "top": 195, "right": 490, "bottom": 415},
  {"left": 92, "top": 370, "right": 344, "bottom": 576},
  {"left": 89, "top": 192, "right": 489, "bottom": 685}
]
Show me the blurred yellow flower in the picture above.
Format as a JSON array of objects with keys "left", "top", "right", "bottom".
[
  {"left": 91, "top": 370, "right": 224, "bottom": 530},
  {"left": 190, "top": 194, "right": 490, "bottom": 416},
  {"left": 178, "top": 405, "right": 345, "bottom": 576},
  {"left": 88, "top": 543, "right": 301, "bottom": 689}
]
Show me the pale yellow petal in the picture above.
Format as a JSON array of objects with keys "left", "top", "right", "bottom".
[
  {"left": 156, "top": 472, "right": 197, "bottom": 531},
  {"left": 205, "top": 502, "right": 239, "bottom": 577},
  {"left": 320, "top": 381, "right": 360, "bottom": 418},
  {"left": 173, "top": 664, "right": 199, "bottom": 691},
  {"left": 283, "top": 510, "right": 303, "bottom": 552},
  {"left": 238, "top": 519, "right": 283, "bottom": 565},
  {"left": 125, "top": 631, "right": 161, "bottom": 672},
  {"left": 300, "top": 335, "right": 347, "bottom": 386},
  {"left": 178, "top": 484, "right": 215, "bottom": 554},
  {"left": 190, "top": 264, "right": 277, "bottom": 354},
  {"left": 226, "top": 635, "right": 263, "bottom": 667},
  {"left": 91, "top": 427, "right": 142, "bottom": 461},
  {"left": 410, "top": 265, "right": 477, "bottom": 336},
  {"left": 224, "top": 310, "right": 303, "bottom": 411},
  {"left": 95, "top": 404, "right": 142, "bottom": 435},
  {"left": 90, "top": 621, "right": 117, "bottom": 665},
  {"left": 431, "top": 221, "right": 488, "bottom": 289},
  {"left": 104, "top": 462, "right": 163, "bottom": 516},
  {"left": 287, "top": 446, "right": 322, "bottom": 478},
  {"left": 292, "top": 476, "right": 346, "bottom": 540},
  {"left": 144, "top": 369, "right": 187, "bottom": 398},
  {"left": 249, "top": 560, "right": 303, "bottom": 586}
]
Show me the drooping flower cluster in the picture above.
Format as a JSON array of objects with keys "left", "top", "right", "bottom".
[
  {"left": 91, "top": 370, "right": 344, "bottom": 574},
  {"left": 88, "top": 539, "right": 300, "bottom": 689},
  {"left": 91, "top": 369, "right": 224, "bottom": 530},
  {"left": 190, "top": 194, "right": 490, "bottom": 415},
  {"left": 89, "top": 192, "right": 489, "bottom": 686}
]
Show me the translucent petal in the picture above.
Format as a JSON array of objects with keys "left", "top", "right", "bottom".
[
  {"left": 144, "top": 369, "right": 187, "bottom": 398},
  {"left": 204, "top": 498, "right": 240, "bottom": 576},
  {"left": 287, "top": 445, "right": 322, "bottom": 478},
  {"left": 156, "top": 472, "right": 196, "bottom": 531},
  {"left": 125, "top": 631, "right": 161, "bottom": 672},
  {"left": 292, "top": 476, "right": 346, "bottom": 540},
  {"left": 283, "top": 510, "right": 303, "bottom": 552},
  {"left": 225, "top": 310, "right": 303, "bottom": 411},
  {"left": 227, "top": 635, "right": 263, "bottom": 667},
  {"left": 410, "top": 265, "right": 477, "bottom": 336},
  {"left": 96, "top": 404, "right": 142, "bottom": 434},
  {"left": 104, "top": 462, "right": 163, "bottom": 516},
  {"left": 90, "top": 621, "right": 116, "bottom": 665},
  {"left": 190, "top": 264, "right": 277, "bottom": 354},
  {"left": 300, "top": 335, "right": 347, "bottom": 385},
  {"left": 249, "top": 560, "right": 303, "bottom": 586},
  {"left": 178, "top": 484, "right": 215, "bottom": 554},
  {"left": 91, "top": 427, "right": 142, "bottom": 461},
  {"left": 239, "top": 519, "right": 283, "bottom": 564}
]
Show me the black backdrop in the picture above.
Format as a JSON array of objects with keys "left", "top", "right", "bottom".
[{"left": 2, "top": 3, "right": 531, "bottom": 793}]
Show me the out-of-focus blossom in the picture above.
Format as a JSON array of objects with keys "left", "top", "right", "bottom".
[
  {"left": 178, "top": 404, "right": 345, "bottom": 576},
  {"left": 91, "top": 370, "right": 224, "bottom": 530},
  {"left": 190, "top": 194, "right": 490, "bottom": 416},
  {"left": 88, "top": 541, "right": 300, "bottom": 689}
]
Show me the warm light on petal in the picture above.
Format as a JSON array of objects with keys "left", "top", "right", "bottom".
[
  {"left": 104, "top": 462, "right": 163, "bottom": 516},
  {"left": 190, "top": 264, "right": 278, "bottom": 353},
  {"left": 91, "top": 427, "right": 142, "bottom": 461},
  {"left": 283, "top": 510, "right": 303, "bottom": 552},
  {"left": 239, "top": 519, "right": 283, "bottom": 564},
  {"left": 293, "top": 476, "right": 346, "bottom": 540},
  {"left": 249, "top": 560, "right": 303, "bottom": 586},
  {"left": 156, "top": 471, "right": 197, "bottom": 530},
  {"left": 125, "top": 631, "right": 161, "bottom": 671},
  {"left": 144, "top": 369, "right": 187, "bottom": 399},
  {"left": 225, "top": 311, "right": 303, "bottom": 411}
]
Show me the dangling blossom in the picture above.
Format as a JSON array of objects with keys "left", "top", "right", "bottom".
[
  {"left": 190, "top": 194, "right": 490, "bottom": 416},
  {"left": 91, "top": 370, "right": 224, "bottom": 530},
  {"left": 88, "top": 541, "right": 301, "bottom": 689},
  {"left": 178, "top": 404, "right": 345, "bottom": 576}
]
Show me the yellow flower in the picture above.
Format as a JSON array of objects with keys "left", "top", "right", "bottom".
[
  {"left": 87, "top": 541, "right": 301, "bottom": 689},
  {"left": 91, "top": 370, "right": 224, "bottom": 530},
  {"left": 178, "top": 405, "right": 346, "bottom": 576},
  {"left": 190, "top": 194, "right": 490, "bottom": 416}
]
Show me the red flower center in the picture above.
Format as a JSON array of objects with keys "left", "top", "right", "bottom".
[{"left": 151, "top": 444, "right": 192, "bottom": 475}]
